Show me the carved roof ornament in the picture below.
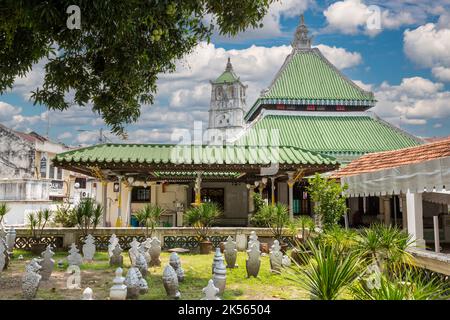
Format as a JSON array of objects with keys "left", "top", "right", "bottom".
[
  {"left": 292, "top": 14, "right": 312, "bottom": 50},
  {"left": 225, "top": 57, "right": 233, "bottom": 72}
]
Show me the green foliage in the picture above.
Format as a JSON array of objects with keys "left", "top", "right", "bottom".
[
  {"left": 73, "top": 198, "right": 103, "bottom": 236},
  {"left": 306, "top": 173, "right": 348, "bottom": 230},
  {"left": 252, "top": 192, "right": 265, "bottom": 217},
  {"left": 288, "top": 240, "right": 364, "bottom": 300},
  {"left": 356, "top": 223, "right": 413, "bottom": 274},
  {"left": 185, "top": 202, "right": 221, "bottom": 241},
  {"left": 0, "top": 0, "right": 274, "bottom": 135},
  {"left": 252, "top": 203, "right": 290, "bottom": 241},
  {"left": 0, "top": 202, "right": 10, "bottom": 225},
  {"left": 53, "top": 204, "right": 77, "bottom": 227},
  {"left": 28, "top": 209, "right": 53, "bottom": 240},
  {"left": 135, "top": 203, "right": 165, "bottom": 238},
  {"left": 351, "top": 271, "right": 450, "bottom": 300},
  {"left": 293, "top": 215, "right": 315, "bottom": 242},
  {"left": 318, "top": 226, "right": 359, "bottom": 254}
]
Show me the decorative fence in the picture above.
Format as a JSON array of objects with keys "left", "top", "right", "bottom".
[{"left": 14, "top": 227, "right": 293, "bottom": 251}]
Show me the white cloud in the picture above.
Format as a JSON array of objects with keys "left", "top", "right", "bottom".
[
  {"left": 372, "top": 76, "right": 450, "bottom": 126},
  {"left": 432, "top": 67, "right": 450, "bottom": 82},
  {"left": 315, "top": 44, "right": 362, "bottom": 69},
  {"left": 323, "top": 0, "right": 418, "bottom": 36},
  {"left": 404, "top": 22, "right": 450, "bottom": 82}
]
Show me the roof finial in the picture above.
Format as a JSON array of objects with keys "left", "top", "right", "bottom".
[
  {"left": 226, "top": 57, "right": 233, "bottom": 71},
  {"left": 292, "top": 13, "right": 312, "bottom": 50}
]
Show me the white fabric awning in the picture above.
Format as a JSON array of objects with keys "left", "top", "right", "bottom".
[{"left": 342, "top": 156, "right": 450, "bottom": 197}]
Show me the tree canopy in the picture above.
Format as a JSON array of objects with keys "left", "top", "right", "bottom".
[{"left": 0, "top": 0, "right": 274, "bottom": 135}]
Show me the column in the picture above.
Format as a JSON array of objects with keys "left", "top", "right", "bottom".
[
  {"left": 102, "top": 181, "right": 108, "bottom": 227},
  {"left": 383, "top": 196, "right": 391, "bottom": 226},
  {"left": 287, "top": 172, "right": 295, "bottom": 221},
  {"left": 115, "top": 176, "right": 123, "bottom": 227},
  {"left": 126, "top": 186, "right": 132, "bottom": 227},
  {"left": 194, "top": 171, "right": 202, "bottom": 206},
  {"left": 406, "top": 191, "right": 425, "bottom": 247},
  {"left": 270, "top": 176, "right": 276, "bottom": 205}
]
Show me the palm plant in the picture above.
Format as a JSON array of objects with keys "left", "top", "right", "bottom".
[
  {"left": 351, "top": 270, "right": 450, "bottom": 300},
  {"left": 0, "top": 202, "right": 10, "bottom": 225},
  {"left": 319, "top": 225, "right": 359, "bottom": 254},
  {"left": 185, "top": 202, "right": 221, "bottom": 241},
  {"left": 74, "top": 198, "right": 103, "bottom": 236},
  {"left": 356, "top": 224, "right": 413, "bottom": 274},
  {"left": 287, "top": 239, "right": 365, "bottom": 300},
  {"left": 28, "top": 209, "right": 52, "bottom": 240},
  {"left": 135, "top": 204, "right": 165, "bottom": 238},
  {"left": 251, "top": 203, "right": 290, "bottom": 242}
]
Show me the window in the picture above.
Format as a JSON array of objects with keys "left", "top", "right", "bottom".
[
  {"left": 57, "top": 168, "right": 63, "bottom": 180},
  {"left": 40, "top": 154, "right": 47, "bottom": 178},
  {"left": 75, "top": 177, "right": 87, "bottom": 189},
  {"left": 198, "top": 188, "right": 225, "bottom": 209},
  {"left": 131, "top": 187, "right": 151, "bottom": 202},
  {"left": 49, "top": 164, "right": 55, "bottom": 179}
]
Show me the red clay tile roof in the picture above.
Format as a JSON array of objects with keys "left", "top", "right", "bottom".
[{"left": 333, "top": 136, "right": 450, "bottom": 178}]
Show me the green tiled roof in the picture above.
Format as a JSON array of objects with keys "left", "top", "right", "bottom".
[
  {"left": 54, "top": 143, "right": 337, "bottom": 166},
  {"left": 245, "top": 48, "right": 376, "bottom": 121},
  {"left": 213, "top": 70, "right": 238, "bottom": 84},
  {"left": 263, "top": 49, "right": 374, "bottom": 101},
  {"left": 238, "top": 112, "right": 422, "bottom": 160}
]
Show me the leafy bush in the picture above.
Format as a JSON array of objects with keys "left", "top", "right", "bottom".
[
  {"left": 28, "top": 209, "right": 52, "bottom": 240},
  {"left": 252, "top": 203, "right": 290, "bottom": 242},
  {"left": 287, "top": 239, "right": 364, "bottom": 300},
  {"left": 73, "top": 198, "right": 103, "bottom": 236},
  {"left": 185, "top": 202, "right": 221, "bottom": 241},
  {"left": 134, "top": 204, "right": 165, "bottom": 238},
  {"left": 306, "top": 173, "right": 348, "bottom": 230},
  {"left": 53, "top": 204, "right": 77, "bottom": 227}
]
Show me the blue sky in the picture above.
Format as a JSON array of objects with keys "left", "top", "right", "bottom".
[{"left": 1, "top": 0, "right": 450, "bottom": 145}]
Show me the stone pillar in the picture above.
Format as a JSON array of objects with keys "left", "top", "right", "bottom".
[
  {"left": 287, "top": 172, "right": 295, "bottom": 221},
  {"left": 406, "top": 191, "right": 425, "bottom": 247},
  {"left": 401, "top": 195, "right": 408, "bottom": 230},
  {"left": 270, "top": 177, "right": 276, "bottom": 205},
  {"left": 126, "top": 186, "right": 132, "bottom": 227},
  {"left": 383, "top": 196, "right": 391, "bottom": 226},
  {"left": 115, "top": 176, "right": 123, "bottom": 227}
]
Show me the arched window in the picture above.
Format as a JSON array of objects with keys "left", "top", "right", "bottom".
[
  {"left": 227, "top": 86, "right": 234, "bottom": 98},
  {"left": 216, "top": 87, "right": 223, "bottom": 100}
]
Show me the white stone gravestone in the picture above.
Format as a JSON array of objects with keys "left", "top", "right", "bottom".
[
  {"left": 108, "top": 234, "right": 119, "bottom": 258},
  {"left": 269, "top": 240, "right": 283, "bottom": 273},
  {"left": 110, "top": 267, "right": 127, "bottom": 300},
  {"left": 40, "top": 245, "right": 55, "bottom": 281},
  {"left": 201, "top": 279, "right": 220, "bottom": 300},
  {"left": 22, "top": 258, "right": 42, "bottom": 299},
  {"left": 82, "top": 287, "right": 94, "bottom": 300},
  {"left": 162, "top": 265, "right": 180, "bottom": 299},
  {"left": 148, "top": 237, "right": 161, "bottom": 267},
  {"left": 128, "top": 238, "right": 140, "bottom": 266},
  {"left": 246, "top": 243, "right": 261, "bottom": 278},
  {"left": 110, "top": 243, "right": 123, "bottom": 267},
  {"left": 82, "top": 234, "right": 96, "bottom": 262},
  {"left": 213, "top": 258, "right": 226, "bottom": 295},
  {"left": 67, "top": 243, "right": 83, "bottom": 266},
  {"left": 212, "top": 247, "right": 224, "bottom": 274},
  {"left": 223, "top": 236, "right": 237, "bottom": 268},
  {"left": 169, "top": 252, "right": 185, "bottom": 282},
  {"left": 248, "top": 231, "right": 260, "bottom": 251}
]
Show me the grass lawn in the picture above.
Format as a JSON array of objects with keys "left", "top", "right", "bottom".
[{"left": 0, "top": 249, "right": 308, "bottom": 300}]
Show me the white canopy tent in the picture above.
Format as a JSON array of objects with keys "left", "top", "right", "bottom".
[{"left": 341, "top": 157, "right": 450, "bottom": 198}]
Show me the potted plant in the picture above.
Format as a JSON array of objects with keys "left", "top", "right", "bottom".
[
  {"left": 251, "top": 203, "right": 290, "bottom": 252},
  {"left": 53, "top": 203, "right": 77, "bottom": 227},
  {"left": 0, "top": 202, "right": 10, "bottom": 226},
  {"left": 135, "top": 204, "right": 165, "bottom": 238},
  {"left": 185, "top": 202, "right": 221, "bottom": 254},
  {"left": 27, "top": 209, "right": 52, "bottom": 254},
  {"left": 74, "top": 198, "right": 103, "bottom": 237}
]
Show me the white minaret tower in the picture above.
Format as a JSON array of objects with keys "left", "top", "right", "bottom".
[{"left": 207, "top": 58, "right": 247, "bottom": 144}]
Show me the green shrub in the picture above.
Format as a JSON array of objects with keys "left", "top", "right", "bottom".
[{"left": 185, "top": 202, "right": 221, "bottom": 241}]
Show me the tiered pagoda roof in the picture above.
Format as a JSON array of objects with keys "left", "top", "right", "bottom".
[{"left": 245, "top": 15, "right": 376, "bottom": 121}]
